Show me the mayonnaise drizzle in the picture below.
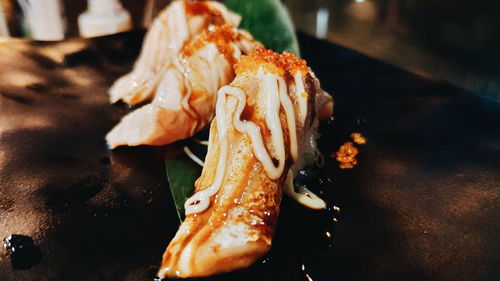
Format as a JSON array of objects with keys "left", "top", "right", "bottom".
[
  {"left": 184, "top": 71, "right": 300, "bottom": 215},
  {"left": 184, "top": 85, "right": 229, "bottom": 215},
  {"left": 261, "top": 73, "right": 286, "bottom": 179},
  {"left": 193, "top": 138, "right": 209, "bottom": 146},
  {"left": 280, "top": 76, "right": 298, "bottom": 162},
  {"left": 294, "top": 72, "right": 308, "bottom": 126},
  {"left": 183, "top": 146, "right": 205, "bottom": 167},
  {"left": 285, "top": 170, "right": 326, "bottom": 210}
]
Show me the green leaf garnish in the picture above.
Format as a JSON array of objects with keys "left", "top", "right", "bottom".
[
  {"left": 166, "top": 0, "right": 299, "bottom": 222},
  {"left": 225, "top": 0, "right": 300, "bottom": 55},
  {"left": 166, "top": 154, "right": 202, "bottom": 221}
]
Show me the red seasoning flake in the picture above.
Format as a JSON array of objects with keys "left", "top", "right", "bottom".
[
  {"left": 334, "top": 142, "right": 359, "bottom": 169},
  {"left": 234, "top": 48, "right": 308, "bottom": 77},
  {"left": 185, "top": 0, "right": 219, "bottom": 16},
  {"left": 351, "top": 132, "right": 366, "bottom": 145}
]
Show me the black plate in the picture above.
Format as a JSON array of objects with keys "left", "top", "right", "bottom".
[{"left": 0, "top": 31, "right": 499, "bottom": 281}]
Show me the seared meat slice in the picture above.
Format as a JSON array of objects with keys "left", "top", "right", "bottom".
[
  {"left": 158, "top": 48, "right": 333, "bottom": 278},
  {"left": 106, "top": 25, "right": 261, "bottom": 148},
  {"left": 109, "top": 0, "right": 241, "bottom": 105}
]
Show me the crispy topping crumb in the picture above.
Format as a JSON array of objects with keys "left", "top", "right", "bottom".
[
  {"left": 351, "top": 132, "right": 366, "bottom": 145},
  {"left": 235, "top": 48, "right": 308, "bottom": 77},
  {"left": 334, "top": 142, "right": 359, "bottom": 169}
]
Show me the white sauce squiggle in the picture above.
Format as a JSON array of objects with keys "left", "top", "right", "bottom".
[
  {"left": 294, "top": 72, "right": 308, "bottom": 126},
  {"left": 279, "top": 76, "right": 298, "bottom": 162},
  {"left": 185, "top": 71, "right": 300, "bottom": 215},
  {"left": 183, "top": 146, "right": 205, "bottom": 167},
  {"left": 261, "top": 73, "right": 286, "bottom": 179},
  {"left": 285, "top": 170, "right": 326, "bottom": 210},
  {"left": 193, "top": 139, "right": 209, "bottom": 146},
  {"left": 184, "top": 87, "right": 230, "bottom": 215}
]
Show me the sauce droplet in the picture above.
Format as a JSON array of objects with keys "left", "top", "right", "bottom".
[
  {"left": 333, "top": 142, "right": 359, "bottom": 169},
  {"left": 351, "top": 132, "right": 367, "bottom": 145},
  {"left": 301, "top": 263, "right": 314, "bottom": 281},
  {"left": 3, "top": 234, "right": 42, "bottom": 269}
]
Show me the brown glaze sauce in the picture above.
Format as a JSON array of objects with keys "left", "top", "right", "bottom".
[
  {"left": 163, "top": 136, "right": 281, "bottom": 275},
  {"left": 241, "top": 102, "right": 255, "bottom": 121},
  {"left": 185, "top": 0, "right": 218, "bottom": 16},
  {"left": 184, "top": 0, "right": 226, "bottom": 30},
  {"left": 240, "top": 103, "right": 270, "bottom": 141}
]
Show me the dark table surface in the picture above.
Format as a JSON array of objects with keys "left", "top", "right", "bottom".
[
  {"left": 4, "top": 0, "right": 500, "bottom": 99},
  {"left": 0, "top": 31, "right": 499, "bottom": 281},
  {"left": 285, "top": 0, "right": 500, "bottom": 101}
]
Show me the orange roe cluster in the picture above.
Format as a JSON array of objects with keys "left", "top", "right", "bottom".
[
  {"left": 280, "top": 51, "right": 308, "bottom": 75},
  {"left": 351, "top": 132, "right": 366, "bottom": 145},
  {"left": 334, "top": 142, "right": 359, "bottom": 169},
  {"left": 235, "top": 48, "right": 308, "bottom": 77}
]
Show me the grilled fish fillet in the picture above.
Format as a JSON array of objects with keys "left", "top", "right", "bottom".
[
  {"left": 157, "top": 48, "right": 333, "bottom": 278},
  {"left": 106, "top": 25, "right": 261, "bottom": 149},
  {"left": 109, "top": 0, "right": 241, "bottom": 105}
]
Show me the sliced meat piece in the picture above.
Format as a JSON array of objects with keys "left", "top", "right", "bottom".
[
  {"left": 109, "top": 0, "right": 241, "bottom": 105},
  {"left": 106, "top": 25, "right": 261, "bottom": 148},
  {"left": 158, "top": 48, "right": 333, "bottom": 278}
]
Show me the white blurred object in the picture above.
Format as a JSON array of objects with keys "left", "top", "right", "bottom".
[
  {"left": 315, "top": 7, "right": 329, "bottom": 39},
  {"left": 78, "top": 0, "right": 132, "bottom": 38},
  {"left": 17, "top": 0, "right": 66, "bottom": 40},
  {"left": 0, "top": 4, "right": 9, "bottom": 37},
  {"left": 346, "top": 0, "right": 377, "bottom": 22}
]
